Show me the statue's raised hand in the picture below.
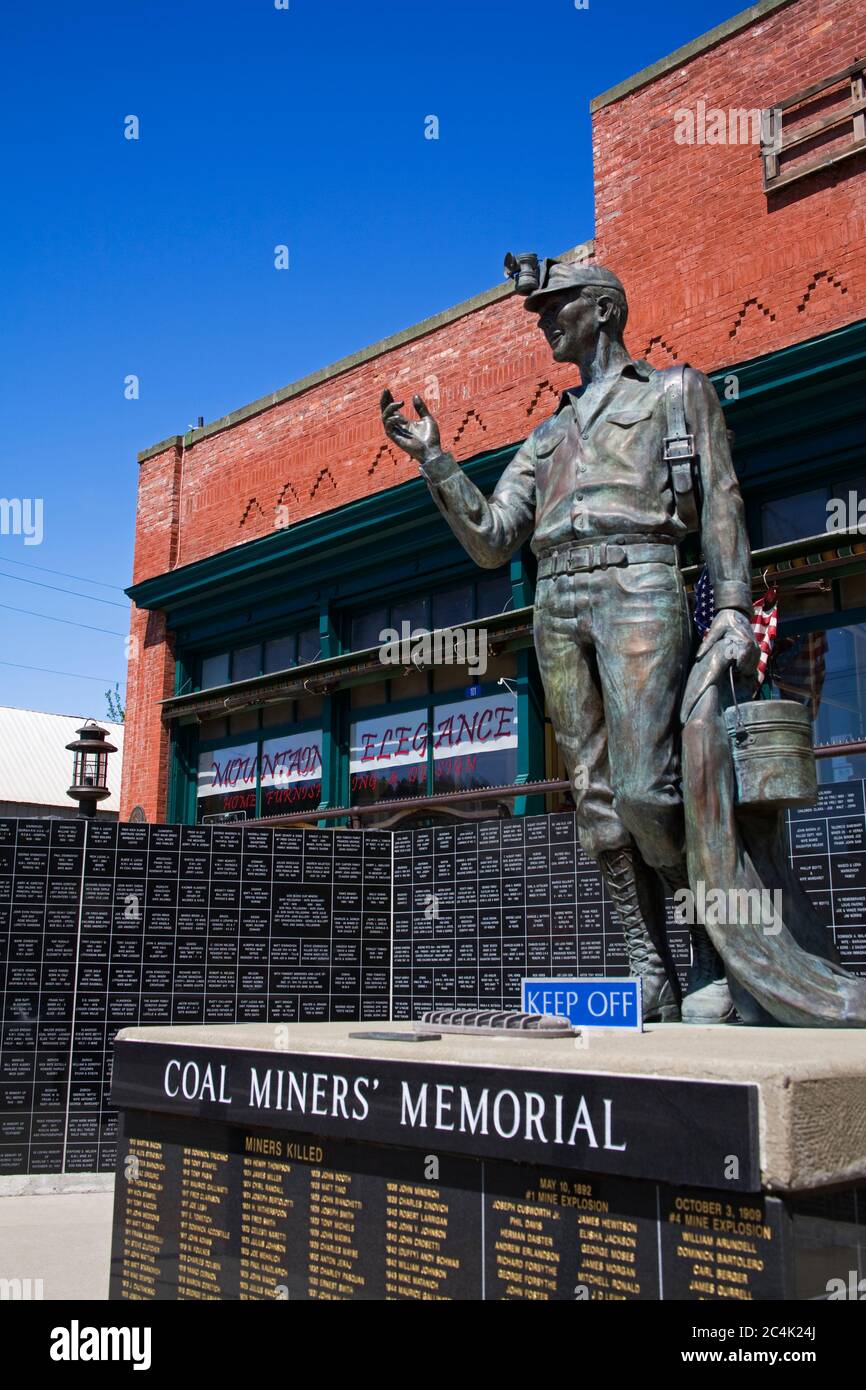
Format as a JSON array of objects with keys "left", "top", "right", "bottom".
[{"left": 380, "top": 389, "right": 441, "bottom": 464}]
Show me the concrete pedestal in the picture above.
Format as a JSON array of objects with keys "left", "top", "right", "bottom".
[{"left": 107, "top": 1023, "right": 866, "bottom": 1301}]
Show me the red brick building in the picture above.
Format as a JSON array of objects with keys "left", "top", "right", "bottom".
[{"left": 122, "top": 0, "right": 866, "bottom": 828}]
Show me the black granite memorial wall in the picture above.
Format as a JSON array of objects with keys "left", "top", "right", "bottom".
[
  {"left": 390, "top": 813, "right": 684, "bottom": 1019},
  {"left": 2, "top": 782, "right": 865, "bottom": 1176},
  {"left": 0, "top": 820, "right": 391, "bottom": 1177},
  {"left": 789, "top": 779, "right": 866, "bottom": 970},
  {"left": 111, "top": 1110, "right": 791, "bottom": 1301}
]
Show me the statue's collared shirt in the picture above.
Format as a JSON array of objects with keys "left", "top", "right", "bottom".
[
  {"left": 533, "top": 359, "right": 685, "bottom": 552},
  {"left": 420, "top": 358, "right": 752, "bottom": 615}
]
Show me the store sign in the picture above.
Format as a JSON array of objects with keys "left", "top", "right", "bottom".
[
  {"left": 350, "top": 696, "right": 517, "bottom": 777},
  {"left": 197, "top": 733, "right": 323, "bottom": 810},
  {"left": 432, "top": 694, "right": 517, "bottom": 760},
  {"left": 261, "top": 732, "right": 323, "bottom": 786},
  {"left": 197, "top": 742, "right": 258, "bottom": 800},
  {"left": 350, "top": 710, "right": 428, "bottom": 773},
  {"left": 261, "top": 731, "right": 323, "bottom": 810}
]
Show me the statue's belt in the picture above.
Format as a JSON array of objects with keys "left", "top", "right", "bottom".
[{"left": 537, "top": 538, "right": 678, "bottom": 578}]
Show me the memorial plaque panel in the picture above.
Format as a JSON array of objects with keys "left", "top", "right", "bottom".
[
  {"left": 111, "top": 1110, "right": 482, "bottom": 1300},
  {"left": 789, "top": 780, "right": 866, "bottom": 976},
  {"left": 108, "top": 1105, "right": 806, "bottom": 1301}
]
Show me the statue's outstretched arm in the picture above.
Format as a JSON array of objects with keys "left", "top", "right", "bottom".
[{"left": 381, "top": 388, "right": 535, "bottom": 568}]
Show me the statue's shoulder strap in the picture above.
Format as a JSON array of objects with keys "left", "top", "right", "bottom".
[{"left": 660, "top": 363, "right": 701, "bottom": 533}]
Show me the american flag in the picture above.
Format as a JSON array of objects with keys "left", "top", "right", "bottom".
[
  {"left": 693, "top": 568, "right": 780, "bottom": 685},
  {"left": 693, "top": 565, "right": 715, "bottom": 636},
  {"left": 752, "top": 586, "right": 778, "bottom": 685}
]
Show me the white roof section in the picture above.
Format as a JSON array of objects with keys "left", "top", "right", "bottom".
[{"left": 0, "top": 707, "right": 124, "bottom": 812}]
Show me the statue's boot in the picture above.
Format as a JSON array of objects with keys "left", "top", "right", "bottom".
[
  {"left": 683, "top": 925, "right": 736, "bottom": 1023},
  {"left": 656, "top": 860, "right": 735, "bottom": 1025},
  {"left": 599, "top": 847, "right": 681, "bottom": 1023}
]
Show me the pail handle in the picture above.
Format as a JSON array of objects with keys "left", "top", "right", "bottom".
[{"left": 728, "top": 662, "right": 749, "bottom": 742}]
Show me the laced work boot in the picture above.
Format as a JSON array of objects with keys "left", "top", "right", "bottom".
[
  {"left": 656, "top": 861, "right": 734, "bottom": 1025},
  {"left": 599, "top": 847, "right": 681, "bottom": 1022}
]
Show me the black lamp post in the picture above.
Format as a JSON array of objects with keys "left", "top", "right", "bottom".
[{"left": 66, "top": 721, "right": 118, "bottom": 819}]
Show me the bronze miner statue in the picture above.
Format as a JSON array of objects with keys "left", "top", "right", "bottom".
[{"left": 381, "top": 252, "right": 866, "bottom": 1028}]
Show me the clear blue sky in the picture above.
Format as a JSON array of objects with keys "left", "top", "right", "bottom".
[{"left": 0, "top": 0, "right": 742, "bottom": 719}]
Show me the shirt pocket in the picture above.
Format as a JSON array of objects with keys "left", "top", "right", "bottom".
[
  {"left": 605, "top": 406, "right": 656, "bottom": 428},
  {"left": 535, "top": 425, "right": 569, "bottom": 459},
  {"left": 534, "top": 425, "right": 569, "bottom": 491},
  {"left": 603, "top": 405, "right": 657, "bottom": 447}
]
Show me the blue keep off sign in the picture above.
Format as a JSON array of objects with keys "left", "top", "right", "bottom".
[{"left": 522, "top": 977, "right": 643, "bottom": 1030}]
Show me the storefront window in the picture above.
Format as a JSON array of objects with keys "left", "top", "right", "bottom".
[
  {"left": 264, "top": 636, "right": 295, "bottom": 673},
  {"left": 297, "top": 626, "right": 321, "bottom": 664},
  {"left": 761, "top": 488, "right": 830, "bottom": 547},
  {"left": 200, "top": 652, "right": 230, "bottom": 689},
  {"left": 260, "top": 731, "right": 323, "bottom": 816},
  {"left": 760, "top": 476, "right": 866, "bottom": 547},
  {"left": 196, "top": 730, "right": 323, "bottom": 821},
  {"left": 771, "top": 622, "right": 866, "bottom": 783},
  {"left": 432, "top": 692, "right": 517, "bottom": 793},
  {"left": 198, "top": 625, "right": 319, "bottom": 692},
  {"left": 197, "top": 741, "right": 258, "bottom": 820},
  {"left": 350, "top": 709, "right": 428, "bottom": 804},
  {"left": 433, "top": 584, "right": 473, "bottom": 629},
  {"left": 346, "top": 576, "right": 510, "bottom": 657},
  {"left": 350, "top": 609, "right": 387, "bottom": 652},
  {"left": 392, "top": 596, "right": 430, "bottom": 632},
  {"left": 477, "top": 573, "right": 512, "bottom": 616},
  {"left": 232, "top": 644, "right": 261, "bottom": 682}
]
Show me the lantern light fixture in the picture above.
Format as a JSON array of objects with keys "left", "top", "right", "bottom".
[{"left": 66, "top": 720, "right": 118, "bottom": 819}]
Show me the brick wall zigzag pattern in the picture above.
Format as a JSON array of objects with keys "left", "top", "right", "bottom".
[
  {"left": 452, "top": 407, "right": 488, "bottom": 447},
  {"left": 525, "top": 379, "right": 561, "bottom": 418},
  {"left": 367, "top": 441, "right": 401, "bottom": 478},
  {"left": 276, "top": 479, "right": 301, "bottom": 509},
  {"left": 797, "top": 268, "right": 849, "bottom": 314},
  {"left": 729, "top": 297, "right": 777, "bottom": 340},
  {"left": 272, "top": 478, "right": 302, "bottom": 529},
  {"left": 310, "top": 465, "right": 338, "bottom": 500},
  {"left": 641, "top": 336, "right": 679, "bottom": 364},
  {"left": 239, "top": 496, "right": 268, "bottom": 528}
]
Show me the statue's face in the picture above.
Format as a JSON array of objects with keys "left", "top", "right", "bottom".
[{"left": 536, "top": 289, "right": 599, "bottom": 363}]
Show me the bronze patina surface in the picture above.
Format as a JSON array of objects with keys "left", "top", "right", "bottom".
[{"left": 381, "top": 253, "right": 866, "bottom": 1027}]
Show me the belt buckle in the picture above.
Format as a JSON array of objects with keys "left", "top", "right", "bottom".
[
  {"left": 572, "top": 544, "right": 594, "bottom": 573},
  {"left": 567, "top": 542, "right": 604, "bottom": 572},
  {"left": 664, "top": 433, "right": 695, "bottom": 462}
]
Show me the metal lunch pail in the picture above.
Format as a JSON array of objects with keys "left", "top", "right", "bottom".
[{"left": 724, "top": 667, "right": 818, "bottom": 809}]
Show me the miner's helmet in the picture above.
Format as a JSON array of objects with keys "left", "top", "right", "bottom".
[{"left": 504, "top": 252, "right": 626, "bottom": 312}]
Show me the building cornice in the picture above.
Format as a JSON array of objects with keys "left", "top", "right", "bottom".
[{"left": 591, "top": 0, "right": 797, "bottom": 113}]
